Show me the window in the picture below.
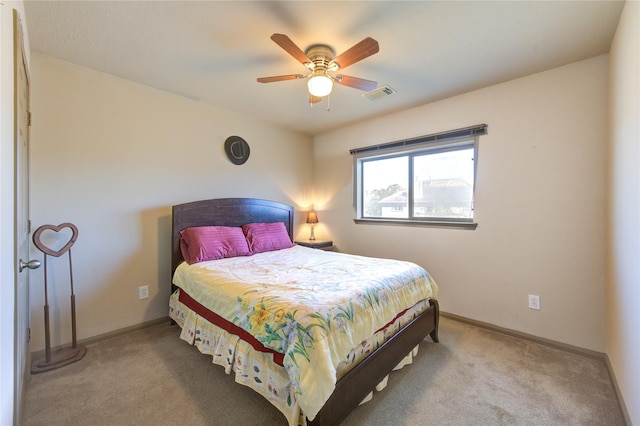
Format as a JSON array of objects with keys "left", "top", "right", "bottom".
[{"left": 351, "top": 125, "right": 486, "bottom": 228}]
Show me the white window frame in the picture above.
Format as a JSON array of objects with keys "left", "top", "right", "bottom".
[{"left": 351, "top": 125, "right": 486, "bottom": 229}]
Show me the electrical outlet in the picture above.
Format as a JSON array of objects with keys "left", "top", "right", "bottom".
[
  {"left": 138, "top": 285, "right": 149, "bottom": 300},
  {"left": 528, "top": 294, "right": 540, "bottom": 310}
]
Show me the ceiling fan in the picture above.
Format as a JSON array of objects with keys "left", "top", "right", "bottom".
[{"left": 257, "top": 33, "right": 379, "bottom": 105}]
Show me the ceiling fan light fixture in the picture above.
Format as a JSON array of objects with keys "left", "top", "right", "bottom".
[
  {"left": 308, "top": 74, "right": 333, "bottom": 97},
  {"left": 258, "top": 34, "right": 379, "bottom": 103}
]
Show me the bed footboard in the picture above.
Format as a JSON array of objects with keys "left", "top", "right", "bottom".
[{"left": 308, "top": 298, "right": 440, "bottom": 426}]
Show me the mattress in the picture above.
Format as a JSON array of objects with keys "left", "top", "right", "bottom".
[{"left": 171, "top": 245, "right": 438, "bottom": 423}]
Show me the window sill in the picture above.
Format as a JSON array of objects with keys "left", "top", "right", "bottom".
[{"left": 354, "top": 218, "right": 478, "bottom": 230}]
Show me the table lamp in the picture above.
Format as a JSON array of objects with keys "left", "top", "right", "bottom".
[{"left": 306, "top": 211, "right": 318, "bottom": 241}]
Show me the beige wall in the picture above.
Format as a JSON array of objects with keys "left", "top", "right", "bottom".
[
  {"left": 22, "top": 9, "right": 639, "bottom": 420},
  {"left": 313, "top": 55, "right": 608, "bottom": 352},
  {"left": 28, "top": 54, "right": 314, "bottom": 352},
  {"left": 20, "top": 3, "right": 638, "bottom": 421},
  {"left": 607, "top": 1, "right": 640, "bottom": 424}
]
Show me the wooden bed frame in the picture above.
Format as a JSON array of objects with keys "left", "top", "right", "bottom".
[{"left": 171, "top": 198, "right": 439, "bottom": 425}]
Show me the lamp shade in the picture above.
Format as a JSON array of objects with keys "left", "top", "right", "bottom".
[
  {"left": 307, "top": 75, "right": 333, "bottom": 97},
  {"left": 306, "top": 211, "right": 319, "bottom": 224}
]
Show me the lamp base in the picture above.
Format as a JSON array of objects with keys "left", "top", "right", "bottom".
[{"left": 309, "top": 225, "right": 316, "bottom": 241}]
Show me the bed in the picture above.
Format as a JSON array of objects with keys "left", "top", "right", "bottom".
[{"left": 169, "top": 198, "right": 439, "bottom": 425}]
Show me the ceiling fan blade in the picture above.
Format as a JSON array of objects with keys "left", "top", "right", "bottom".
[
  {"left": 309, "top": 94, "right": 322, "bottom": 104},
  {"left": 335, "top": 75, "right": 378, "bottom": 92},
  {"left": 331, "top": 37, "right": 379, "bottom": 69},
  {"left": 257, "top": 74, "right": 304, "bottom": 83},
  {"left": 271, "top": 33, "right": 311, "bottom": 65}
]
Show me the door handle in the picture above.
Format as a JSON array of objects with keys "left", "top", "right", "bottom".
[{"left": 19, "top": 259, "right": 41, "bottom": 272}]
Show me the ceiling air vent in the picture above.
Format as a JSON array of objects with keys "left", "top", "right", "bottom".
[{"left": 363, "top": 85, "right": 396, "bottom": 101}]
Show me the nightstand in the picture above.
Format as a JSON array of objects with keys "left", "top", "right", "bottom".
[{"left": 295, "top": 240, "right": 334, "bottom": 251}]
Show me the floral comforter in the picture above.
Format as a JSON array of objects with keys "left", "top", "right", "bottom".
[{"left": 172, "top": 245, "right": 438, "bottom": 421}]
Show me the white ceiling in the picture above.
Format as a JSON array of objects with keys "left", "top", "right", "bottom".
[{"left": 22, "top": 1, "right": 624, "bottom": 136}]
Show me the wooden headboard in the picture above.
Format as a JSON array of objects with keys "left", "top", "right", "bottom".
[{"left": 171, "top": 198, "right": 295, "bottom": 284}]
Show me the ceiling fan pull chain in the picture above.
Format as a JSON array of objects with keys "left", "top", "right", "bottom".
[{"left": 326, "top": 95, "right": 331, "bottom": 112}]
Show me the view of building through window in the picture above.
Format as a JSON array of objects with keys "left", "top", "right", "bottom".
[{"left": 361, "top": 147, "right": 474, "bottom": 220}]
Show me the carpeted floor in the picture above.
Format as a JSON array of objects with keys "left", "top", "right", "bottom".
[{"left": 22, "top": 317, "right": 625, "bottom": 425}]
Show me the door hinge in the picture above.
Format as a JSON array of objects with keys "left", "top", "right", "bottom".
[
  {"left": 28, "top": 111, "right": 32, "bottom": 126},
  {"left": 28, "top": 327, "right": 31, "bottom": 342},
  {"left": 27, "top": 219, "right": 31, "bottom": 234}
]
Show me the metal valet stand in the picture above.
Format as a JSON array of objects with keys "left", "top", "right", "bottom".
[{"left": 31, "top": 223, "right": 87, "bottom": 374}]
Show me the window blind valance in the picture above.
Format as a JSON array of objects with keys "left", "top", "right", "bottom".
[{"left": 349, "top": 124, "right": 487, "bottom": 156}]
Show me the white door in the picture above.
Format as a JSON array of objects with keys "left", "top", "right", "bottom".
[
  {"left": 0, "top": 9, "right": 12, "bottom": 425},
  {"left": 0, "top": 6, "right": 17, "bottom": 425},
  {"left": 15, "top": 7, "right": 33, "bottom": 425},
  {"left": 0, "top": 7, "right": 34, "bottom": 425}
]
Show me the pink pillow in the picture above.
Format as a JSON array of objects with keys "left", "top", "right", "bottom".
[
  {"left": 242, "top": 222, "right": 294, "bottom": 254},
  {"left": 180, "top": 226, "right": 251, "bottom": 264}
]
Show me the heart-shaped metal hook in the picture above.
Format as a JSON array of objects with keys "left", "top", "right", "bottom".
[{"left": 33, "top": 223, "right": 78, "bottom": 257}]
